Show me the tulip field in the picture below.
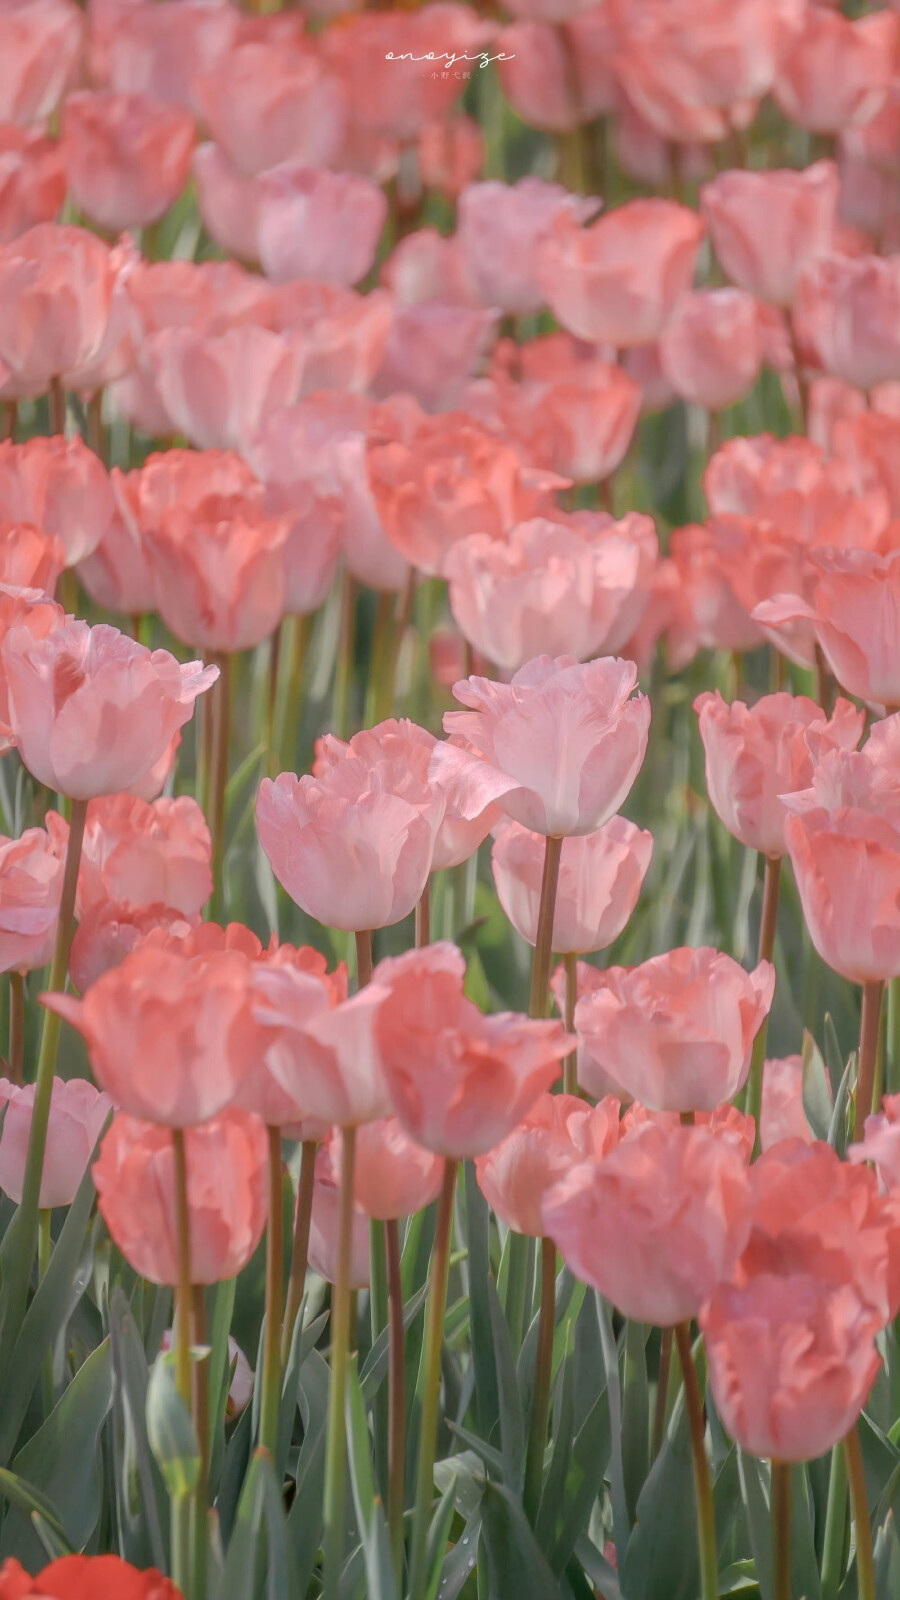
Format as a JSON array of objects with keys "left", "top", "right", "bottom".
[{"left": 6, "top": 3, "right": 900, "bottom": 1600}]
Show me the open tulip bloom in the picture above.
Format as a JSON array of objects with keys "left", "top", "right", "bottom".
[{"left": 2, "top": 10, "right": 900, "bottom": 1600}]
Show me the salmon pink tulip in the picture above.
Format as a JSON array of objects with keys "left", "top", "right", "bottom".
[
  {"left": 794, "top": 254, "right": 900, "bottom": 393},
  {"left": 257, "top": 164, "right": 387, "bottom": 288},
  {"left": 0, "top": 224, "right": 121, "bottom": 399},
  {"left": 333, "top": 1116, "right": 444, "bottom": 1221},
  {"left": 0, "top": 811, "right": 68, "bottom": 974},
  {"left": 252, "top": 963, "right": 391, "bottom": 1129},
  {"left": 475, "top": 1091, "right": 621, "bottom": 1238},
  {"left": 658, "top": 288, "right": 763, "bottom": 412},
  {"left": 0, "top": 435, "right": 116, "bottom": 568},
  {"left": 77, "top": 794, "right": 212, "bottom": 922},
  {"left": 754, "top": 548, "right": 900, "bottom": 707},
  {"left": 62, "top": 90, "right": 195, "bottom": 233},
  {"left": 701, "top": 162, "right": 839, "bottom": 308},
  {"left": 0, "top": 0, "right": 83, "bottom": 126},
  {"left": 773, "top": 7, "right": 894, "bottom": 134},
  {"left": 0, "top": 1077, "right": 113, "bottom": 1208},
  {"left": 457, "top": 178, "right": 599, "bottom": 316},
  {"left": 0, "top": 126, "right": 65, "bottom": 244},
  {"left": 492, "top": 816, "right": 652, "bottom": 954},
  {"left": 307, "top": 1139, "right": 371, "bottom": 1289}
]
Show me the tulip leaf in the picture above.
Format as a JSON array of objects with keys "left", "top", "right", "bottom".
[
  {"left": 146, "top": 1349, "right": 200, "bottom": 1501},
  {"left": 873, "top": 1508, "right": 900, "bottom": 1600},
  {"left": 737, "top": 1449, "right": 773, "bottom": 1600},
  {"left": 286, "top": 1347, "right": 330, "bottom": 1597},
  {"left": 425, "top": 1483, "right": 457, "bottom": 1600},
  {"left": 487, "top": 1276, "right": 525, "bottom": 1493},
  {"left": 108, "top": 1288, "right": 168, "bottom": 1572},
  {"left": 464, "top": 1161, "right": 500, "bottom": 1439},
  {"left": 0, "top": 1469, "right": 69, "bottom": 1548},
  {"left": 479, "top": 1478, "right": 561, "bottom": 1600},
  {"left": 360, "top": 1282, "right": 429, "bottom": 1404},
  {"left": 621, "top": 1319, "right": 650, "bottom": 1525},
  {"left": 828, "top": 1053, "right": 855, "bottom": 1157},
  {"left": 801, "top": 1029, "right": 833, "bottom": 1140},
  {"left": 620, "top": 1387, "right": 701, "bottom": 1600},
  {"left": 0, "top": 1340, "right": 112, "bottom": 1570},
  {"left": 789, "top": 1464, "right": 822, "bottom": 1600},
  {"left": 433, "top": 1511, "right": 481, "bottom": 1600},
  {"left": 345, "top": 1355, "right": 397, "bottom": 1600},
  {"left": 573, "top": 1534, "right": 624, "bottom": 1600},
  {"left": 219, "top": 1447, "right": 297, "bottom": 1600},
  {"left": 595, "top": 1296, "right": 630, "bottom": 1561}
]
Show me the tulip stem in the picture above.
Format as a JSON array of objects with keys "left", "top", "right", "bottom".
[
  {"left": 191, "top": 1286, "right": 209, "bottom": 1600},
  {"left": 821, "top": 1440, "right": 848, "bottom": 1600},
  {"left": 845, "top": 1424, "right": 876, "bottom": 1600},
  {"left": 386, "top": 1217, "right": 407, "bottom": 1585},
  {"left": 772, "top": 1460, "right": 791, "bottom": 1600},
  {"left": 416, "top": 879, "right": 431, "bottom": 948},
  {"left": 855, "top": 980, "right": 885, "bottom": 1139},
  {"left": 355, "top": 930, "right": 373, "bottom": 990},
  {"left": 523, "top": 1237, "right": 556, "bottom": 1522},
  {"left": 747, "top": 854, "right": 781, "bottom": 1153},
  {"left": 887, "top": 977, "right": 900, "bottom": 1097},
  {"left": 49, "top": 376, "right": 66, "bottom": 437},
  {"left": 652, "top": 1328, "right": 673, "bottom": 1459},
  {"left": 674, "top": 1323, "right": 718, "bottom": 1600},
  {"left": 529, "top": 836, "right": 563, "bottom": 1019},
  {"left": 408, "top": 1159, "right": 458, "bottom": 1600},
  {"left": 323, "top": 1124, "right": 358, "bottom": 1600},
  {"left": 332, "top": 571, "right": 357, "bottom": 740},
  {"left": 171, "top": 1127, "right": 193, "bottom": 1600},
  {"left": 282, "top": 1139, "right": 317, "bottom": 1367},
  {"left": 208, "top": 654, "right": 231, "bottom": 924},
  {"left": 563, "top": 952, "right": 578, "bottom": 1095},
  {"left": 259, "top": 1127, "right": 284, "bottom": 1460},
  {"left": 8, "top": 972, "right": 24, "bottom": 1086},
  {"left": 7, "top": 798, "right": 87, "bottom": 1354}
]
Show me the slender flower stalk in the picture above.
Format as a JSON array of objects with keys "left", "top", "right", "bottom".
[
  {"left": 855, "top": 980, "right": 885, "bottom": 1139},
  {"left": 408, "top": 1159, "right": 458, "bottom": 1600},
  {"left": 355, "top": 930, "right": 373, "bottom": 992},
  {"left": 674, "top": 1323, "right": 718, "bottom": 1600},
  {"left": 333, "top": 572, "right": 358, "bottom": 741},
  {"left": 523, "top": 1237, "right": 556, "bottom": 1520},
  {"left": 386, "top": 1216, "right": 406, "bottom": 1583},
  {"left": 747, "top": 854, "right": 782, "bottom": 1150},
  {"left": 258, "top": 1126, "right": 284, "bottom": 1458},
  {"left": 9, "top": 798, "right": 87, "bottom": 1345},
  {"left": 208, "top": 655, "right": 231, "bottom": 923},
  {"left": 191, "top": 1286, "right": 209, "bottom": 1600},
  {"left": 529, "top": 835, "right": 563, "bottom": 1020},
  {"left": 172, "top": 1127, "right": 194, "bottom": 1600},
  {"left": 652, "top": 1329, "right": 673, "bottom": 1459},
  {"left": 8, "top": 971, "right": 24, "bottom": 1086},
  {"left": 281, "top": 1139, "right": 317, "bottom": 1366},
  {"left": 416, "top": 879, "right": 431, "bottom": 948},
  {"left": 323, "top": 1125, "right": 358, "bottom": 1600},
  {"left": 844, "top": 1425, "right": 875, "bottom": 1600},
  {"left": 772, "top": 1459, "right": 791, "bottom": 1600},
  {"left": 563, "top": 951, "right": 578, "bottom": 1095}
]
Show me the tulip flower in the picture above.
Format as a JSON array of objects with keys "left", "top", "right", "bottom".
[
  {"left": 701, "top": 162, "right": 840, "bottom": 308},
  {"left": 62, "top": 89, "right": 196, "bottom": 233},
  {"left": 0, "top": 1077, "right": 112, "bottom": 1208}
]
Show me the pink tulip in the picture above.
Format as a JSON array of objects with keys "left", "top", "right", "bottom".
[
  {"left": 257, "top": 165, "right": 387, "bottom": 288},
  {"left": 658, "top": 288, "right": 763, "bottom": 412},
  {"left": 148, "top": 324, "right": 305, "bottom": 453},
  {"left": 759, "top": 1056, "right": 815, "bottom": 1152},
  {"left": 487, "top": 357, "right": 642, "bottom": 488},
  {"left": 381, "top": 229, "right": 480, "bottom": 309},
  {"left": 62, "top": 90, "right": 195, "bottom": 233},
  {"left": 418, "top": 115, "right": 485, "bottom": 198},
  {"left": 475, "top": 1091, "right": 621, "bottom": 1238},
  {"left": 794, "top": 253, "right": 900, "bottom": 392},
  {"left": 543, "top": 1122, "right": 752, "bottom": 1325},
  {"left": 372, "top": 303, "right": 498, "bottom": 415},
  {"left": 537, "top": 200, "right": 706, "bottom": 347},
  {"left": 574, "top": 946, "right": 775, "bottom": 1111},
  {"left": 0, "top": 225, "right": 120, "bottom": 400},
  {"left": 374, "top": 943, "right": 573, "bottom": 1158},
  {"left": 457, "top": 178, "right": 599, "bottom": 316},
  {"left": 0, "top": 436, "right": 115, "bottom": 568},
  {"left": 702, "top": 1274, "right": 881, "bottom": 1461},
  {"left": 773, "top": 7, "right": 895, "bottom": 134},
  {"left": 76, "top": 467, "right": 159, "bottom": 617},
  {"left": 94, "top": 1108, "right": 268, "bottom": 1285},
  {"left": 703, "top": 431, "right": 890, "bottom": 552},
  {"left": 755, "top": 548, "right": 900, "bottom": 707},
  {"left": 701, "top": 162, "right": 839, "bottom": 308},
  {"left": 145, "top": 497, "right": 288, "bottom": 654},
  {"left": 497, "top": 20, "right": 616, "bottom": 133},
  {"left": 192, "top": 143, "right": 262, "bottom": 264},
  {"left": 0, "top": 812, "right": 68, "bottom": 974},
  {"left": 252, "top": 965, "right": 391, "bottom": 1128},
  {"left": 0, "top": 585, "right": 66, "bottom": 753},
  {"left": 0, "top": 522, "right": 63, "bottom": 595},
  {"left": 68, "top": 902, "right": 194, "bottom": 995},
  {"left": 0, "top": 0, "right": 83, "bottom": 126},
  {"left": 0, "top": 1077, "right": 112, "bottom": 1208},
  {"left": 307, "top": 1140, "right": 371, "bottom": 1289},
  {"left": 321, "top": 6, "right": 492, "bottom": 141},
  {"left": 694, "top": 690, "right": 866, "bottom": 857},
  {"left": 492, "top": 815, "right": 652, "bottom": 954},
  {"left": 0, "top": 126, "right": 66, "bottom": 245},
  {"left": 850, "top": 1094, "right": 900, "bottom": 1190},
  {"left": 1, "top": 619, "right": 217, "bottom": 800},
  {"left": 256, "top": 752, "right": 443, "bottom": 932},
  {"left": 77, "top": 794, "right": 212, "bottom": 922},
  {"left": 194, "top": 39, "right": 346, "bottom": 177},
  {"left": 104, "top": 0, "right": 239, "bottom": 114},
  {"left": 435, "top": 655, "right": 650, "bottom": 837},
  {"left": 334, "top": 1117, "right": 444, "bottom": 1221},
  {"left": 832, "top": 409, "right": 900, "bottom": 517}
]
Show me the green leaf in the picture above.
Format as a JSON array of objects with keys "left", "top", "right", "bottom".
[
  {"left": 874, "top": 1509, "right": 900, "bottom": 1600},
  {"left": 360, "top": 1283, "right": 429, "bottom": 1404},
  {"left": 595, "top": 1297, "right": 630, "bottom": 1561},
  {"left": 738, "top": 1450, "right": 772, "bottom": 1600},
  {"left": 286, "top": 1347, "right": 330, "bottom": 1597},
  {"left": 789, "top": 1465, "right": 822, "bottom": 1600},
  {"left": 828, "top": 1054, "right": 855, "bottom": 1157},
  {"left": 424, "top": 1484, "right": 457, "bottom": 1600},
  {"left": 0, "top": 1468, "right": 70, "bottom": 1547},
  {"left": 621, "top": 1320, "right": 650, "bottom": 1525},
  {"left": 0, "top": 1340, "right": 112, "bottom": 1570},
  {"left": 487, "top": 1277, "right": 525, "bottom": 1493},
  {"left": 464, "top": 1161, "right": 499, "bottom": 1440},
  {"left": 433, "top": 1451, "right": 484, "bottom": 1522},
  {"left": 801, "top": 1030, "right": 833, "bottom": 1140},
  {"left": 0, "top": 1148, "right": 98, "bottom": 1464},
  {"left": 550, "top": 1386, "right": 611, "bottom": 1578},
  {"left": 219, "top": 1448, "right": 297, "bottom": 1600},
  {"left": 480, "top": 1479, "right": 560, "bottom": 1600},
  {"left": 108, "top": 1288, "right": 168, "bottom": 1571},
  {"left": 146, "top": 1350, "right": 200, "bottom": 1500},
  {"left": 573, "top": 1534, "right": 623, "bottom": 1600},
  {"left": 621, "top": 1388, "right": 700, "bottom": 1600},
  {"left": 433, "top": 1513, "right": 481, "bottom": 1600}
]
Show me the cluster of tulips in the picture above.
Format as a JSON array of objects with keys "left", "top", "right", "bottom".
[{"left": 5, "top": 2, "right": 900, "bottom": 1600}]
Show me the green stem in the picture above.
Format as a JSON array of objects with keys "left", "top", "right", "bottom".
[
  {"left": 845, "top": 1425, "right": 876, "bottom": 1600},
  {"left": 674, "top": 1323, "right": 718, "bottom": 1600},
  {"left": 523, "top": 1237, "right": 556, "bottom": 1521},
  {"left": 323, "top": 1124, "right": 357, "bottom": 1600},
  {"left": 191, "top": 1286, "right": 209, "bottom": 1600},
  {"left": 503, "top": 1231, "right": 531, "bottom": 1355},
  {"left": 172, "top": 1127, "right": 193, "bottom": 1600},
  {"left": 38, "top": 1210, "right": 53, "bottom": 1416},
  {"left": 258, "top": 1127, "right": 284, "bottom": 1458},
  {"left": 772, "top": 1459, "right": 791, "bottom": 1600},
  {"left": 208, "top": 655, "right": 231, "bottom": 924},
  {"left": 563, "top": 952, "right": 578, "bottom": 1095},
  {"left": 8, "top": 799, "right": 86, "bottom": 1349},
  {"left": 887, "top": 976, "right": 900, "bottom": 1097},
  {"left": 408, "top": 1159, "right": 458, "bottom": 1600},
  {"left": 282, "top": 1140, "right": 317, "bottom": 1367},
  {"left": 529, "top": 836, "right": 563, "bottom": 1020},
  {"left": 652, "top": 1328, "right": 673, "bottom": 1459},
  {"left": 386, "top": 1217, "right": 406, "bottom": 1586},
  {"left": 747, "top": 854, "right": 781, "bottom": 1154},
  {"left": 332, "top": 571, "right": 357, "bottom": 740},
  {"left": 50, "top": 376, "right": 66, "bottom": 436},
  {"left": 415, "top": 879, "right": 431, "bottom": 948},
  {"left": 821, "top": 1441, "right": 848, "bottom": 1600},
  {"left": 355, "top": 929, "right": 373, "bottom": 991},
  {"left": 8, "top": 971, "right": 24, "bottom": 1086},
  {"left": 370, "top": 1217, "right": 390, "bottom": 1507},
  {"left": 855, "top": 979, "right": 885, "bottom": 1140}
]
